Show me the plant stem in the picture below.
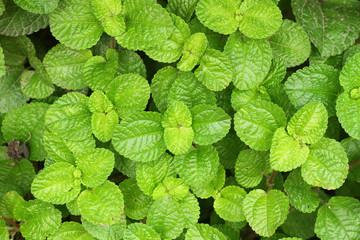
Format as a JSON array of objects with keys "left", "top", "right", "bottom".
[
  {"left": 265, "top": 170, "right": 277, "bottom": 192},
  {"left": 2, "top": 216, "right": 20, "bottom": 229},
  {"left": 349, "top": 159, "right": 360, "bottom": 170}
]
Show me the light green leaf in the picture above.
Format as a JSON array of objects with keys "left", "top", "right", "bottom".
[
  {"left": 0, "top": 0, "right": 48, "bottom": 36},
  {"left": 231, "top": 87, "right": 271, "bottom": 112},
  {"left": 112, "top": 112, "right": 166, "bottom": 162},
  {"left": 49, "top": 0, "right": 103, "bottom": 49},
  {"left": 75, "top": 148, "right": 114, "bottom": 188},
  {"left": 179, "top": 192, "right": 200, "bottom": 228},
  {"left": 31, "top": 162, "right": 81, "bottom": 204},
  {"left": 115, "top": 0, "right": 174, "bottom": 51},
  {"left": 106, "top": 74, "right": 150, "bottom": 118},
  {"left": 195, "top": 49, "right": 233, "bottom": 91},
  {"left": 287, "top": 101, "right": 328, "bottom": 145},
  {"left": 83, "top": 49, "right": 118, "bottom": 92},
  {"left": 119, "top": 178, "right": 153, "bottom": 220},
  {"left": 301, "top": 138, "right": 348, "bottom": 190},
  {"left": 281, "top": 209, "right": 316, "bottom": 239},
  {"left": 66, "top": 199, "right": 80, "bottom": 216},
  {"left": 123, "top": 223, "right": 161, "bottom": 240},
  {"left": 262, "top": 58, "right": 287, "bottom": 88},
  {"left": 0, "top": 191, "right": 23, "bottom": 219},
  {"left": 44, "top": 44, "right": 93, "bottom": 90},
  {"left": 185, "top": 224, "right": 227, "bottom": 240},
  {"left": 162, "top": 101, "right": 194, "bottom": 155},
  {"left": 238, "top": 0, "right": 282, "bottom": 39},
  {"left": 145, "top": 14, "right": 190, "bottom": 63},
  {"left": 336, "top": 92, "right": 360, "bottom": 140},
  {"left": 92, "top": 111, "right": 118, "bottom": 142},
  {"left": 91, "top": 0, "right": 125, "bottom": 37},
  {"left": 243, "top": 189, "right": 289, "bottom": 237},
  {"left": 315, "top": 196, "right": 360, "bottom": 240},
  {"left": 2, "top": 102, "right": 49, "bottom": 161},
  {"left": 153, "top": 177, "right": 189, "bottom": 201},
  {"left": 234, "top": 100, "right": 287, "bottom": 151},
  {"left": 13, "top": 0, "right": 58, "bottom": 14},
  {"left": 339, "top": 52, "right": 360, "bottom": 92},
  {"left": 48, "top": 222, "right": 94, "bottom": 240},
  {"left": 0, "top": 44, "right": 5, "bottom": 79},
  {"left": 268, "top": 19, "right": 311, "bottom": 67},
  {"left": 20, "top": 69, "right": 54, "bottom": 99},
  {"left": 224, "top": 32, "right": 272, "bottom": 90},
  {"left": 177, "top": 32, "right": 208, "bottom": 71},
  {"left": 175, "top": 145, "right": 219, "bottom": 186},
  {"left": 45, "top": 92, "right": 92, "bottom": 141},
  {"left": 88, "top": 90, "right": 114, "bottom": 113},
  {"left": 270, "top": 127, "right": 310, "bottom": 172},
  {"left": 167, "top": 0, "right": 198, "bottom": 22},
  {"left": 284, "top": 169, "right": 320, "bottom": 213},
  {"left": 77, "top": 181, "right": 124, "bottom": 225},
  {"left": 285, "top": 64, "right": 341, "bottom": 117},
  {"left": 82, "top": 218, "right": 126, "bottom": 240},
  {"left": 136, "top": 153, "right": 175, "bottom": 196},
  {"left": 0, "top": 217, "right": 9, "bottom": 240},
  {"left": 117, "top": 49, "right": 147, "bottom": 78},
  {"left": 13, "top": 199, "right": 62, "bottom": 240},
  {"left": 191, "top": 104, "right": 231, "bottom": 145},
  {"left": 292, "top": 0, "right": 360, "bottom": 57},
  {"left": 214, "top": 186, "right": 247, "bottom": 222},
  {"left": 195, "top": 0, "right": 241, "bottom": 35},
  {"left": 235, "top": 149, "right": 271, "bottom": 188},
  {"left": 147, "top": 196, "right": 185, "bottom": 240}
]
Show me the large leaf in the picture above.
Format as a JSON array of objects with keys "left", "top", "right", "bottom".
[
  {"left": 214, "top": 186, "right": 247, "bottom": 222},
  {"left": 185, "top": 224, "right": 227, "bottom": 240},
  {"left": 13, "top": 0, "right": 59, "bottom": 14},
  {"left": 112, "top": 112, "right": 166, "bottom": 162},
  {"left": 339, "top": 52, "right": 360, "bottom": 92},
  {"left": 48, "top": 222, "right": 94, "bottom": 240},
  {"left": 301, "top": 138, "right": 348, "bottom": 190},
  {"left": 234, "top": 100, "right": 287, "bottom": 151},
  {"left": 315, "top": 196, "right": 360, "bottom": 240},
  {"left": 179, "top": 192, "right": 200, "bottom": 228},
  {"left": 123, "top": 223, "right": 160, "bottom": 240},
  {"left": 117, "top": 49, "right": 147, "bottom": 78},
  {"left": 0, "top": 191, "right": 23, "bottom": 219},
  {"left": 2, "top": 102, "right": 49, "bottom": 161},
  {"left": 20, "top": 69, "right": 54, "bottom": 99},
  {"left": 336, "top": 92, "right": 360, "bottom": 140},
  {"left": 242, "top": 189, "right": 289, "bottom": 237},
  {"left": 224, "top": 32, "right": 272, "bottom": 90},
  {"left": 82, "top": 218, "right": 126, "bottom": 240},
  {"left": 49, "top": 0, "right": 103, "bottom": 49}
]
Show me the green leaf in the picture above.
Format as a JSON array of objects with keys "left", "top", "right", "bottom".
[
  {"left": 153, "top": 177, "right": 189, "bottom": 201},
  {"left": 0, "top": 35, "right": 34, "bottom": 66},
  {"left": 243, "top": 189, "right": 289, "bottom": 237},
  {"left": 162, "top": 101, "right": 194, "bottom": 155},
  {"left": 115, "top": 0, "right": 174, "bottom": 51},
  {"left": 136, "top": 153, "right": 175, "bottom": 196},
  {"left": 106, "top": 74, "right": 150, "bottom": 118},
  {"left": 284, "top": 169, "right": 320, "bottom": 213},
  {"left": 20, "top": 69, "right": 55, "bottom": 99},
  {"left": 224, "top": 32, "right": 272, "bottom": 90},
  {"left": 147, "top": 196, "right": 186, "bottom": 240},
  {"left": 88, "top": 90, "right": 114, "bottom": 113},
  {"left": 262, "top": 58, "right": 287, "bottom": 88},
  {"left": 268, "top": 20, "right": 311, "bottom": 67},
  {"left": 49, "top": 0, "right": 103, "bottom": 49},
  {"left": 301, "top": 138, "right": 348, "bottom": 190},
  {"left": 91, "top": 0, "right": 125, "bottom": 37},
  {"left": 287, "top": 101, "right": 328, "bottom": 145},
  {"left": 195, "top": 0, "right": 241, "bottom": 35},
  {"left": 315, "top": 196, "right": 360, "bottom": 240},
  {"left": 0, "top": 217, "right": 9, "bottom": 240},
  {"left": 0, "top": 191, "right": 23, "bottom": 219},
  {"left": 179, "top": 192, "right": 200, "bottom": 228},
  {"left": 77, "top": 181, "right": 124, "bottom": 225},
  {"left": 0, "top": 68, "right": 29, "bottom": 113},
  {"left": 281, "top": 209, "right": 316, "bottom": 239},
  {"left": 339, "top": 51, "right": 360, "bottom": 92},
  {"left": 2, "top": 102, "right": 49, "bottom": 161},
  {"left": 177, "top": 32, "right": 208, "bottom": 71},
  {"left": 341, "top": 138, "right": 360, "bottom": 181},
  {"left": 267, "top": 84, "right": 298, "bottom": 120},
  {"left": 270, "top": 127, "right": 310, "bottom": 172},
  {"left": 195, "top": 49, "right": 233, "bottom": 91},
  {"left": 44, "top": 44, "right": 93, "bottom": 90},
  {"left": 235, "top": 149, "right": 271, "bottom": 188},
  {"left": 0, "top": 0, "right": 48, "bottom": 36},
  {"left": 83, "top": 49, "right": 118, "bottom": 92},
  {"left": 238, "top": 0, "right": 282, "bottom": 39},
  {"left": 336, "top": 92, "right": 360, "bottom": 140},
  {"left": 45, "top": 92, "right": 92, "bottom": 141},
  {"left": 112, "top": 112, "right": 166, "bottom": 162},
  {"left": 119, "top": 178, "right": 153, "bottom": 220},
  {"left": 92, "top": 111, "right": 118, "bottom": 142},
  {"left": 292, "top": 0, "right": 360, "bottom": 57},
  {"left": 285, "top": 64, "right": 341, "bottom": 117},
  {"left": 145, "top": 14, "right": 190, "bottom": 63},
  {"left": 123, "top": 223, "right": 161, "bottom": 240},
  {"left": 76, "top": 148, "right": 114, "bottom": 188},
  {"left": 48, "top": 222, "right": 94, "bottom": 240},
  {"left": 167, "top": 0, "right": 198, "bottom": 22},
  {"left": 214, "top": 186, "right": 247, "bottom": 222},
  {"left": 191, "top": 104, "right": 231, "bottom": 145},
  {"left": 231, "top": 87, "right": 271, "bottom": 112},
  {"left": 13, "top": 0, "right": 59, "bottom": 14},
  {"left": 0, "top": 44, "right": 5, "bottom": 79},
  {"left": 234, "top": 100, "right": 287, "bottom": 151},
  {"left": 185, "top": 224, "right": 227, "bottom": 240},
  {"left": 117, "top": 49, "right": 147, "bottom": 78},
  {"left": 174, "top": 145, "right": 219, "bottom": 186},
  {"left": 13, "top": 199, "right": 62, "bottom": 240},
  {"left": 82, "top": 218, "right": 126, "bottom": 240}
]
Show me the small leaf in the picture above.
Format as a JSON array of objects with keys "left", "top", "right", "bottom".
[
  {"left": 242, "top": 189, "right": 289, "bottom": 237},
  {"left": 82, "top": 218, "right": 126, "bottom": 240},
  {"left": 48, "top": 222, "right": 94, "bottom": 240},
  {"left": 214, "top": 186, "right": 247, "bottom": 222},
  {"left": 123, "top": 223, "right": 161, "bottom": 240},
  {"left": 340, "top": 52, "right": 360, "bottom": 92},
  {"left": 20, "top": 70, "right": 55, "bottom": 99},
  {"left": 153, "top": 177, "right": 189, "bottom": 201},
  {"left": 185, "top": 224, "right": 227, "bottom": 240},
  {"left": 336, "top": 92, "right": 360, "bottom": 140},
  {"left": 0, "top": 217, "right": 9, "bottom": 240},
  {"left": 0, "top": 191, "right": 23, "bottom": 219},
  {"left": 13, "top": 0, "right": 59, "bottom": 14},
  {"left": 88, "top": 90, "right": 114, "bottom": 113}
]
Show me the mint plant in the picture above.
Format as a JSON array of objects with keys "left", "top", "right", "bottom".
[{"left": 1, "top": 0, "right": 360, "bottom": 239}]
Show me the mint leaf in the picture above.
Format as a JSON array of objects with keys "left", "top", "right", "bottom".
[
  {"left": 13, "top": 0, "right": 59, "bottom": 14},
  {"left": 82, "top": 218, "right": 126, "bottom": 240},
  {"left": 340, "top": 51, "right": 360, "bottom": 92},
  {"left": 20, "top": 69, "right": 54, "bottom": 99},
  {"left": 185, "top": 223, "right": 227, "bottom": 240},
  {"left": 123, "top": 223, "right": 160, "bottom": 240},
  {"left": 214, "top": 186, "right": 247, "bottom": 222},
  {"left": 341, "top": 137, "right": 360, "bottom": 181},
  {"left": 117, "top": 49, "right": 147, "bottom": 78},
  {"left": 167, "top": 0, "right": 198, "bottom": 22},
  {"left": 0, "top": 191, "right": 23, "bottom": 219},
  {"left": 89, "top": 90, "right": 114, "bottom": 113},
  {"left": 153, "top": 177, "right": 189, "bottom": 201},
  {"left": 0, "top": 217, "right": 9, "bottom": 240},
  {"left": 180, "top": 192, "right": 200, "bottom": 228},
  {"left": 336, "top": 92, "right": 360, "bottom": 140},
  {"left": 231, "top": 87, "right": 271, "bottom": 112},
  {"left": 48, "top": 222, "right": 94, "bottom": 240},
  {"left": 262, "top": 58, "right": 287, "bottom": 88}
]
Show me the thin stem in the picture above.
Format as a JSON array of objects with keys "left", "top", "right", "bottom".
[
  {"left": 349, "top": 159, "right": 360, "bottom": 170},
  {"left": 2, "top": 216, "right": 20, "bottom": 229},
  {"left": 265, "top": 171, "right": 277, "bottom": 192}
]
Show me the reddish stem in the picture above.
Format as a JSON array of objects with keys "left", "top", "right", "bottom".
[
  {"left": 349, "top": 159, "right": 360, "bottom": 170},
  {"left": 265, "top": 171, "right": 277, "bottom": 192},
  {"left": 2, "top": 216, "right": 20, "bottom": 229}
]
